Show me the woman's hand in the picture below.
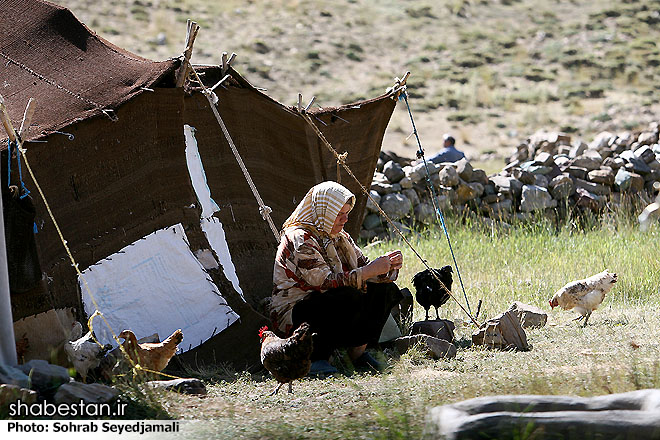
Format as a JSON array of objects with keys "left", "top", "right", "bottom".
[
  {"left": 386, "top": 250, "right": 403, "bottom": 270},
  {"left": 362, "top": 256, "right": 392, "bottom": 279}
]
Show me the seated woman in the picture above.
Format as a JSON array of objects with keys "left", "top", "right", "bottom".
[{"left": 270, "top": 181, "right": 403, "bottom": 374}]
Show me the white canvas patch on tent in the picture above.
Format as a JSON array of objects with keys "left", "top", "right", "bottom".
[
  {"left": 79, "top": 224, "right": 239, "bottom": 352},
  {"left": 200, "top": 217, "right": 245, "bottom": 301},
  {"left": 184, "top": 124, "right": 219, "bottom": 218},
  {"left": 185, "top": 124, "right": 245, "bottom": 301}
]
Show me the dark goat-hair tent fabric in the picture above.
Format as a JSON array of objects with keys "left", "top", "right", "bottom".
[
  {"left": 0, "top": 0, "right": 178, "bottom": 143},
  {"left": 1, "top": 0, "right": 397, "bottom": 368}
]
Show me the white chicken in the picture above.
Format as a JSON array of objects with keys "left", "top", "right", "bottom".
[
  {"left": 549, "top": 270, "right": 618, "bottom": 326},
  {"left": 64, "top": 321, "right": 112, "bottom": 382}
]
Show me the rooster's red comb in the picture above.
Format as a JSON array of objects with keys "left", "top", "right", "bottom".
[{"left": 258, "top": 326, "right": 268, "bottom": 338}]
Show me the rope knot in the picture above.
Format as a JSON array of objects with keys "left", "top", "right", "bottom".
[
  {"left": 336, "top": 152, "right": 348, "bottom": 166},
  {"left": 259, "top": 205, "right": 273, "bottom": 220}
]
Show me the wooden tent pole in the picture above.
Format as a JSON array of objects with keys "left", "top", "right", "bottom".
[{"left": 176, "top": 20, "right": 200, "bottom": 88}]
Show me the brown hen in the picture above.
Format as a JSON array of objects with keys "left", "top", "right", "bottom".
[
  {"left": 119, "top": 329, "right": 183, "bottom": 372},
  {"left": 259, "top": 322, "right": 313, "bottom": 395}
]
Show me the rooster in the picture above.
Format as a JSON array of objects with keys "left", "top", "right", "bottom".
[
  {"left": 119, "top": 329, "right": 183, "bottom": 373},
  {"left": 259, "top": 322, "right": 313, "bottom": 395},
  {"left": 64, "top": 322, "right": 112, "bottom": 382},
  {"left": 412, "top": 265, "right": 453, "bottom": 320},
  {"left": 549, "top": 270, "right": 618, "bottom": 326}
]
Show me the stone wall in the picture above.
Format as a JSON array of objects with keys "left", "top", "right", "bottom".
[{"left": 361, "top": 123, "right": 660, "bottom": 240}]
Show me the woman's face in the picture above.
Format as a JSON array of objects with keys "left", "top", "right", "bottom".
[{"left": 330, "top": 203, "right": 352, "bottom": 235}]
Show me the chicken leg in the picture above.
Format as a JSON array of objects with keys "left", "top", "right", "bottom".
[{"left": 269, "top": 381, "right": 295, "bottom": 396}]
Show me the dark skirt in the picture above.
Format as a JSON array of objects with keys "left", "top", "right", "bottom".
[{"left": 291, "top": 282, "right": 403, "bottom": 361}]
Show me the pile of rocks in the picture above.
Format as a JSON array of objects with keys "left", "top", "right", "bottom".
[{"left": 361, "top": 123, "right": 660, "bottom": 239}]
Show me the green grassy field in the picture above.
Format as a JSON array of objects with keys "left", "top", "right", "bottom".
[{"left": 146, "top": 216, "right": 660, "bottom": 439}]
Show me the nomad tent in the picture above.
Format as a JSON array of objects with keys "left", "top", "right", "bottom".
[{"left": 1, "top": 0, "right": 398, "bottom": 368}]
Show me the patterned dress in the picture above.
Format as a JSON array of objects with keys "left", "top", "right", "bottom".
[{"left": 270, "top": 226, "right": 370, "bottom": 335}]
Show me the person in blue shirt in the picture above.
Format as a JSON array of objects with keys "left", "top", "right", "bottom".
[{"left": 428, "top": 134, "right": 465, "bottom": 164}]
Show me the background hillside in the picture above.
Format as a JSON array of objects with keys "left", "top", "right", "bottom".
[{"left": 58, "top": 0, "right": 660, "bottom": 161}]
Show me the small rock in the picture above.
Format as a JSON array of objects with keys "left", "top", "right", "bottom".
[
  {"left": 54, "top": 382, "right": 119, "bottom": 405},
  {"left": 0, "top": 364, "right": 30, "bottom": 389},
  {"left": 490, "top": 175, "right": 523, "bottom": 198},
  {"left": 472, "top": 310, "right": 529, "bottom": 351},
  {"left": 569, "top": 141, "right": 588, "bottom": 158},
  {"left": 637, "top": 131, "right": 658, "bottom": 146},
  {"left": 570, "top": 153, "right": 602, "bottom": 171},
  {"left": 455, "top": 180, "right": 479, "bottom": 205},
  {"left": 411, "top": 320, "right": 455, "bottom": 342},
  {"left": 145, "top": 378, "right": 206, "bottom": 395},
  {"left": 533, "top": 174, "right": 549, "bottom": 188},
  {"left": 414, "top": 203, "right": 435, "bottom": 225},
  {"left": 383, "top": 161, "right": 405, "bottom": 183},
  {"left": 365, "top": 190, "right": 381, "bottom": 213},
  {"left": 574, "top": 178, "right": 610, "bottom": 196},
  {"left": 565, "top": 166, "right": 588, "bottom": 179},
  {"left": 575, "top": 187, "right": 606, "bottom": 210},
  {"left": 534, "top": 151, "right": 554, "bottom": 167},
  {"left": 363, "top": 213, "right": 382, "bottom": 230},
  {"left": 589, "top": 131, "right": 615, "bottom": 150},
  {"left": 438, "top": 166, "right": 460, "bottom": 187},
  {"left": 455, "top": 158, "right": 473, "bottom": 181},
  {"left": 402, "top": 188, "right": 420, "bottom": 206},
  {"left": 399, "top": 176, "right": 413, "bottom": 189},
  {"left": 635, "top": 146, "right": 656, "bottom": 164},
  {"left": 508, "top": 302, "right": 547, "bottom": 329},
  {"left": 0, "top": 385, "right": 37, "bottom": 412},
  {"left": 484, "top": 199, "right": 513, "bottom": 216},
  {"left": 469, "top": 169, "right": 489, "bottom": 185},
  {"left": 520, "top": 185, "right": 556, "bottom": 212},
  {"left": 513, "top": 168, "right": 536, "bottom": 185},
  {"left": 17, "top": 360, "right": 71, "bottom": 396},
  {"left": 380, "top": 193, "right": 411, "bottom": 220},
  {"left": 370, "top": 181, "right": 395, "bottom": 195},
  {"left": 549, "top": 178, "right": 574, "bottom": 199},
  {"left": 394, "top": 335, "right": 457, "bottom": 359},
  {"left": 587, "top": 168, "right": 615, "bottom": 186}
]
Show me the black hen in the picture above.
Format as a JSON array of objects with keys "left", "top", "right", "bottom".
[{"left": 412, "top": 265, "right": 453, "bottom": 320}]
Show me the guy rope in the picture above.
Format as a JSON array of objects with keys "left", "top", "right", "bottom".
[
  {"left": 0, "top": 95, "right": 180, "bottom": 380},
  {"left": 296, "top": 83, "right": 480, "bottom": 327},
  {"left": 398, "top": 79, "right": 473, "bottom": 317}
]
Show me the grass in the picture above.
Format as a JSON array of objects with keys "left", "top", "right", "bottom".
[{"left": 151, "top": 215, "right": 660, "bottom": 438}]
